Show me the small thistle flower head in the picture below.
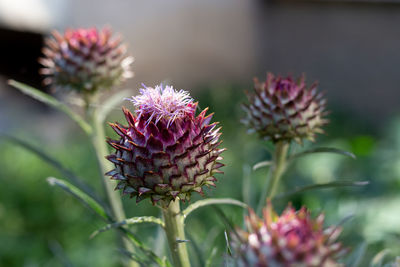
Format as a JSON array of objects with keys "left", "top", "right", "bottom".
[
  {"left": 242, "top": 73, "right": 328, "bottom": 144},
  {"left": 106, "top": 84, "right": 225, "bottom": 206},
  {"left": 231, "top": 202, "right": 346, "bottom": 266},
  {"left": 39, "top": 27, "right": 133, "bottom": 94}
]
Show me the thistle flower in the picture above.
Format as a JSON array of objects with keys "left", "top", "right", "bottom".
[
  {"left": 231, "top": 202, "right": 345, "bottom": 267},
  {"left": 39, "top": 27, "right": 133, "bottom": 93},
  {"left": 106, "top": 84, "right": 225, "bottom": 205},
  {"left": 242, "top": 73, "right": 327, "bottom": 144}
]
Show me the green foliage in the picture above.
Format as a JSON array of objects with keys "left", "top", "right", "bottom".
[{"left": 2, "top": 83, "right": 400, "bottom": 266}]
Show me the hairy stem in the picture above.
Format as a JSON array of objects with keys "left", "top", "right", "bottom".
[
  {"left": 257, "top": 141, "right": 289, "bottom": 213},
  {"left": 89, "top": 108, "right": 138, "bottom": 267},
  {"left": 162, "top": 200, "right": 191, "bottom": 267}
]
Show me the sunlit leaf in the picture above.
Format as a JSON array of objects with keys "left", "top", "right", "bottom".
[
  {"left": 0, "top": 134, "right": 102, "bottom": 204},
  {"left": 90, "top": 216, "right": 164, "bottom": 239},
  {"left": 182, "top": 198, "right": 247, "bottom": 220},
  {"left": 275, "top": 180, "right": 369, "bottom": 199},
  {"left": 252, "top": 161, "right": 272, "bottom": 171},
  {"left": 47, "top": 177, "right": 109, "bottom": 220},
  {"left": 8, "top": 80, "right": 92, "bottom": 134},
  {"left": 288, "top": 147, "right": 356, "bottom": 161}
]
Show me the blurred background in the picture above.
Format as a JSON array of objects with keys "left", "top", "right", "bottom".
[{"left": 1, "top": 0, "right": 400, "bottom": 266}]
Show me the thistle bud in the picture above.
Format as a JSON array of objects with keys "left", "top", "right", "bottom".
[
  {"left": 39, "top": 27, "right": 133, "bottom": 93},
  {"left": 231, "top": 202, "right": 345, "bottom": 266},
  {"left": 106, "top": 84, "right": 225, "bottom": 205},
  {"left": 242, "top": 73, "right": 327, "bottom": 144}
]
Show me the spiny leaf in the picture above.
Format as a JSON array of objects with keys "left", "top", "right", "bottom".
[
  {"left": 47, "top": 177, "right": 109, "bottom": 220},
  {"left": 90, "top": 216, "right": 165, "bottom": 239},
  {"left": 252, "top": 160, "right": 272, "bottom": 171},
  {"left": 275, "top": 180, "right": 369, "bottom": 200},
  {"left": 182, "top": 198, "right": 248, "bottom": 220},
  {"left": 8, "top": 80, "right": 92, "bottom": 134},
  {"left": 0, "top": 133, "right": 102, "bottom": 205},
  {"left": 288, "top": 147, "right": 356, "bottom": 161}
]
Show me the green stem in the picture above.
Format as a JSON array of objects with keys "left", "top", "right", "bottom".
[
  {"left": 89, "top": 108, "right": 138, "bottom": 267},
  {"left": 162, "top": 200, "right": 191, "bottom": 267},
  {"left": 257, "top": 141, "right": 289, "bottom": 213}
]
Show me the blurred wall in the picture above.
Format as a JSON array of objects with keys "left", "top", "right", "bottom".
[{"left": 1, "top": 0, "right": 400, "bottom": 123}]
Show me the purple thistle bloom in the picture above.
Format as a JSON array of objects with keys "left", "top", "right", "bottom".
[{"left": 106, "top": 84, "right": 225, "bottom": 205}]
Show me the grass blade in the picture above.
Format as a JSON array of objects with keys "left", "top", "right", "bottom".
[
  {"left": 47, "top": 177, "right": 109, "bottom": 220},
  {"left": 8, "top": 80, "right": 92, "bottom": 135},
  {"left": 275, "top": 180, "right": 369, "bottom": 200},
  {"left": 90, "top": 216, "right": 164, "bottom": 239},
  {"left": 182, "top": 198, "right": 247, "bottom": 221},
  {"left": 0, "top": 133, "right": 102, "bottom": 205},
  {"left": 289, "top": 147, "right": 356, "bottom": 161}
]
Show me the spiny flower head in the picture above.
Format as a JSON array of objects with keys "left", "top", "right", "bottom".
[
  {"left": 231, "top": 202, "right": 345, "bottom": 266},
  {"left": 106, "top": 84, "right": 225, "bottom": 206},
  {"left": 39, "top": 27, "right": 133, "bottom": 94},
  {"left": 242, "top": 73, "right": 328, "bottom": 144}
]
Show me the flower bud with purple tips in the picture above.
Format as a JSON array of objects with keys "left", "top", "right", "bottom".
[
  {"left": 106, "top": 84, "right": 225, "bottom": 206},
  {"left": 242, "top": 73, "right": 328, "bottom": 144},
  {"left": 39, "top": 27, "right": 133, "bottom": 93}
]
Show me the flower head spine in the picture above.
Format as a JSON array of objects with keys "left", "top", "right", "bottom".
[{"left": 126, "top": 83, "right": 195, "bottom": 127}]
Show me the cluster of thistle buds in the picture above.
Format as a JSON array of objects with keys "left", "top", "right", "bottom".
[
  {"left": 231, "top": 202, "right": 345, "bottom": 267},
  {"left": 39, "top": 27, "right": 133, "bottom": 94},
  {"left": 242, "top": 73, "right": 328, "bottom": 144},
  {"left": 36, "top": 26, "right": 355, "bottom": 266},
  {"left": 106, "top": 84, "right": 225, "bottom": 206}
]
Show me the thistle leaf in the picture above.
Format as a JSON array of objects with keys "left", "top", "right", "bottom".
[
  {"left": 47, "top": 177, "right": 109, "bottom": 220},
  {"left": 288, "top": 147, "right": 356, "bottom": 161},
  {"left": 252, "top": 160, "right": 272, "bottom": 171},
  {"left": 1, "top": 134, "right": 102, "bottom": 205},
  {"left": 90, "top": 216, "right": 165, "bottom": 239},
  {"left": 182, "top": 198, "right": 247, "bottom": 220},
  {"left": 275, "top": 180, "right": 369, "bottom": 199},
  {"left": 8, "top": 80, "right": 92, "bottom": 134}
]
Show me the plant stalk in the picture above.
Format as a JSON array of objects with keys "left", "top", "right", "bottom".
[
  {"left": 162, "top": 200, "right": 191, "bottom": 267},
  {"left": 89, "top": 108, "right": 138, "bottom": 267},
  {"left": 257, "top": 141, "right": 289, "bottom": 213}
]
